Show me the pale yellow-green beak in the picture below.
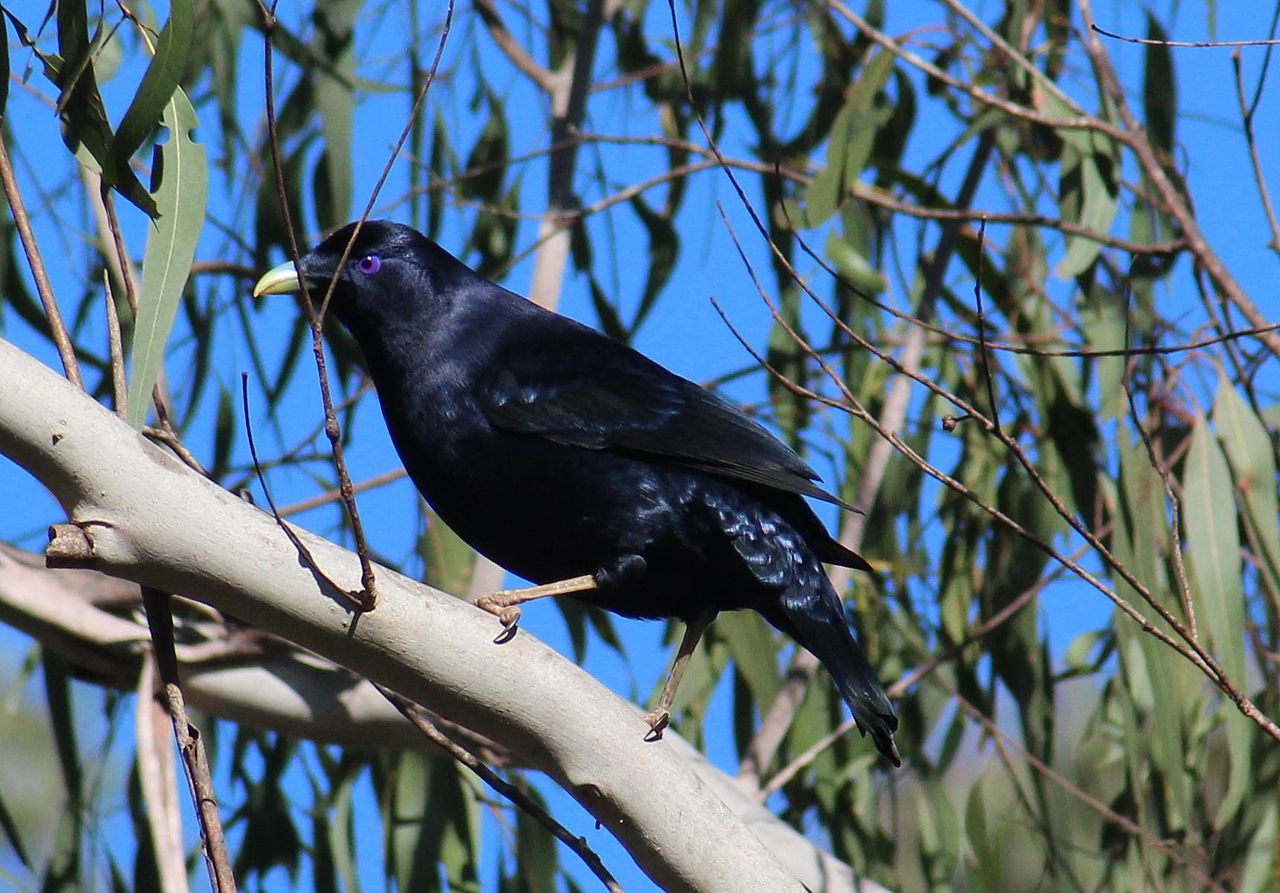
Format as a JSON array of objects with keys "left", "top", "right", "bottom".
[{"left": 252, "top": 260, "right": 307, "bottom": 298}]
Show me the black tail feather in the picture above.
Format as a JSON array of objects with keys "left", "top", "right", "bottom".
[{"left": 777, "top": 583, "right": 900, "bottom": 766}]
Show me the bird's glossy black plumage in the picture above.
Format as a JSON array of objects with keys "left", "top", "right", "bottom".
[{"left": 256, "top": 220, "right": 900, "bottom": 764}]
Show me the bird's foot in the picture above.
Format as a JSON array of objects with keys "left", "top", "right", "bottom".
[
  {"left": 642, "top": 707, "right": 670, "bottom": 742},
  {"left": 472, "top": 575, "right": 597, "bottom": 644},
  {"left": 472, "top": 593, "right": 522, "bottom": 643}
]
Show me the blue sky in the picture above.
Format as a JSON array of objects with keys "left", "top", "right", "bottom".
[{"left": 2, "top": 1, "right": 1279, "bottom": 890}]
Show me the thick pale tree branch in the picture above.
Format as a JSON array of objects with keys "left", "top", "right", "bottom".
[
  {"left": 0, "top": 542, "right": 876, "bottom": 890},
  {"left": 0, "top": 336, "right": 889, "bottom": 893}
]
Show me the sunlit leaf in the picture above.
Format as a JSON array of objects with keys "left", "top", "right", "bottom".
[
  {"left": 104, "top": 0, "right": 194, "bottom": 199},
  {"left": 1213, "top": 376, "right": 1280, "bottom": 595},
  {"left": 127, "top": 88, "right": 208, "bottom": 427},
  {"left": 1055, "top": 133, "right": 1119, "bottom": 279}
]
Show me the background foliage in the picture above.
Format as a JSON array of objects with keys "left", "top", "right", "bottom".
[{"left": 1, "top": 0, "right": 1278, "bottom": 890}]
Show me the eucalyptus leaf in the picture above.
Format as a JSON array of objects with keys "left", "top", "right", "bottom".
[{"left": 127, "top": 88, "right": 208, "bottom": 427}]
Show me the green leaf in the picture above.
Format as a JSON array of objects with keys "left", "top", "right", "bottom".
[
  {"left": 1181, "top": 412, "right": 1251, "bottom": 825},
  {"left": 1182, "top": 413, "right": 1245, "bottom": 683},
  {"left": 1055, "top": 133, "right": 1119, "bottom": 279},
  {"left": 0, "top": 11, "right": 9, "bottom": 117},
  {"left": 0, "top": 780, "right": 30, "bottom": 867},
  {"left": 127, "top": 87, "right": 208, "bottom": 427},
  {"left": 51, "top": 1, "right": 157, "bottom": 216},
  {"left": 387, "top": 754, "right": 477, "bottom": 891},
  {"left": 1114, "top": 435, "right": 1194, "bottom": 828},
  {"left": 628, "top": 194, "right": 679, "bottom": 331},
  {"left": 511, "top": 783, "right": 558, "bottom": 893},
  {"left": 1240, "top": 799, "right": 1278, "bottom": 893},
  {"left": 1080, "top": 282, "right": 1127, "bottom": 418},
  {"left": 104, "top": 0, "right": 194, "bottom": 197},
  {"left": 717, "top": 611, "right": 781, "bottom": 710},
  {"left": 41, "top": 653, "right": 83, "bottom": 893},
  {"left": 1213, "top": 377, "right": 1280, "bottom": 596},
  {"left": 459, "top": 90, "right": 508, "bottom": 203},
  {"left": 1143, "top": 13, "right": 1176, "bottom": 156},
  {"left": 825, "top": 230, "right": 886, "bottom": 294},
  {"left": 799, "top": 48, "right": 894, "bottom": 227},
  {"left": 420, "top": 509, "right": 477, "bottom": 596},
  {"left": 312, "top": 0, "right": 359, "bottom": 228}
]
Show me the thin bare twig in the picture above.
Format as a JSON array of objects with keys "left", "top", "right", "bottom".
[
  {"left": 1232, "top": 52, "right": 1280, "bottom": 253},
  {"left": 951, "top": 691, "right": 1229, "bottom": 893},
  {"left": 240, "top": 373, "right": 358, "bottom": 607},
  {"left": 1079, "top": 0, "right": 1280, "bottom": 362},
  {"left": 103, "top": 272, "right": 128, "bottom": 421},
  {"left": 473, "top": 0, "right": 557, "bottom": 91},
  {"left": 828, "top": 0, "right": 1127, "bottom": 142},
  {"left": 1091, "top": 24, "right": 1280, "bottom": 49},
  {"left": 972, "top": 219, "right": 1001, "bottom": 433},
  {"left": 1121, "top": 312, "right": 1198, "bottom": 641},
  {"left": 275, "top": 468, "right": 408, "bottom": 517},
  {"left": 375, "top": 684, "right": 625, "bottom": 893},
  {"left": 0, "top": 136, "right": 83, "bottom": 388},
  {"left": 141, "top": 586, "right": 237, "bottom": 892}
]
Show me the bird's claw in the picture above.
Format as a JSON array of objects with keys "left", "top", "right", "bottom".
[
  {"left": 473, "top": 595, "right": 522, "bottom": 643},
  {"left": 642, "top": 708, "right": 670, "bottom": 742}
]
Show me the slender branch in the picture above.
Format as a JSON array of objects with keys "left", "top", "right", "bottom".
[
  {"left": 1079, "top": 0, "right": 1280, "bottom": 362},
  {"left": 473, "top": 0, "right": 558, "bottom": 91},
  {"left": 142, "top": 586, "right": 238, "bottom": 892},
  {"left": 376, "top": 684, "right": 625, "bottom": 893},
  {"left": 849, "top": 183, "right": 1186, "bottom": 256},
  {"left": 275, "top": 467, "right": 407, "bottom": 517},
  {"left": 0, "top": 136, "right": 83, "bottom": 389},
  {"left": 134, "top": 656, "right": 188, "bottom": 893},
  {"left": 827, "top": 0, "right": 1128, "bottom": 142},
  {"left": 1232, "top": 51, "right": 1280, "bottom": 253},
  {"left": 1091, "top": 24, "right": 1280, "bottom": 49},
  {"left": 950, "top": 691, "right": 1229, "bottom": 893},
  {"left": 103, "top": 272, "right": 128, "bottom": 420}
]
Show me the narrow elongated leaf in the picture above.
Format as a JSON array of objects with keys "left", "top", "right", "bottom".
[
  {"left": 420, "top": 508, "right": 477, "bottom": 596},
  {"left": 717, "top": 610, "right": 781, "bottom": 710},
  {"left": 1213, "top": 377, "right": 1280, "bottom": 594},
  {"left": 127, "top": 88, "right": 208, "bottom": 427},
  {"left": 51, "top": 1, "right": 157, "bottom": 215},
  {"left": 312, "top": 0, "right": 359, "bottom": 227},
  {"left": 0, "top": 11, "right": 9, "bottom": 116},
  {"left": 104, "top": 0, "right": 194, "bottom": 193},
  {"left": 1143, "top": 13, "right": 1176, "bottom": 156},
  {"left": 1182, "top": 414, "right": 1245, "bottom": 683},
  {"left": 1056, "top": 133, "right": 1119, "bottom": 279},
  {"left": 1240, "top": 799, "right": 1278, "bottom": 893},
  {"left": 800, "top": 49, "right": 894, "bottom": 227},
  {"left": 1182, "top": 412, "right": 1251, "bottom": 825},
  {"left": 1115, "top": 435, "right": 1191, "bottom": 828}
]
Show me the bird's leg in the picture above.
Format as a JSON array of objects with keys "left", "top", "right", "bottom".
[
  {"left": 643, "top": 608, "right": 716, "bottom": 741},
  {"left": 473, "top": 574, "right": 597, "bottom": 639}
]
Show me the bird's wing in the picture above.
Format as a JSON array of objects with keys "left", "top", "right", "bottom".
[{"left": 479, "top": 328, "right": 852, "bottom": 509}]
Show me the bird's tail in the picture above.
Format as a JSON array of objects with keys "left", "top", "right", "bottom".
[{"left": 777, "top": 580, "right": 900, "bottom": 766}]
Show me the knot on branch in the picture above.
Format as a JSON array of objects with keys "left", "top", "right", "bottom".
[{"left": 46, "top": 522, "right": 96, "bottom": 568}]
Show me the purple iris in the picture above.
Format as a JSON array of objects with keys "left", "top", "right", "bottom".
[{"left": 356, "top": 255, "right": 381, "bottom": 275}]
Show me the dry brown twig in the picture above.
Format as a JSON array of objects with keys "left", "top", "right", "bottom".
[
  {"left": 0, "top": 137, "right": 83, "bottom": 389},
  {"left": 375, "top": 683, "right": 625, "bottom": 893}
]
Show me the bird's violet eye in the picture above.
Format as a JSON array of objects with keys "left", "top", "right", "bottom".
[{"left": 356, "top": 255, "right": 381, "bottom": 275}]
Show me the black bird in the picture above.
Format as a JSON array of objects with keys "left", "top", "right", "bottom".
[{"left": 254, "top": 220, "right": 900, "bottom": 765}]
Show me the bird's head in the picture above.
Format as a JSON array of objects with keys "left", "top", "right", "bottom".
[{"left": 252, "top": 220, "right": 458, "bottom": 339}]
